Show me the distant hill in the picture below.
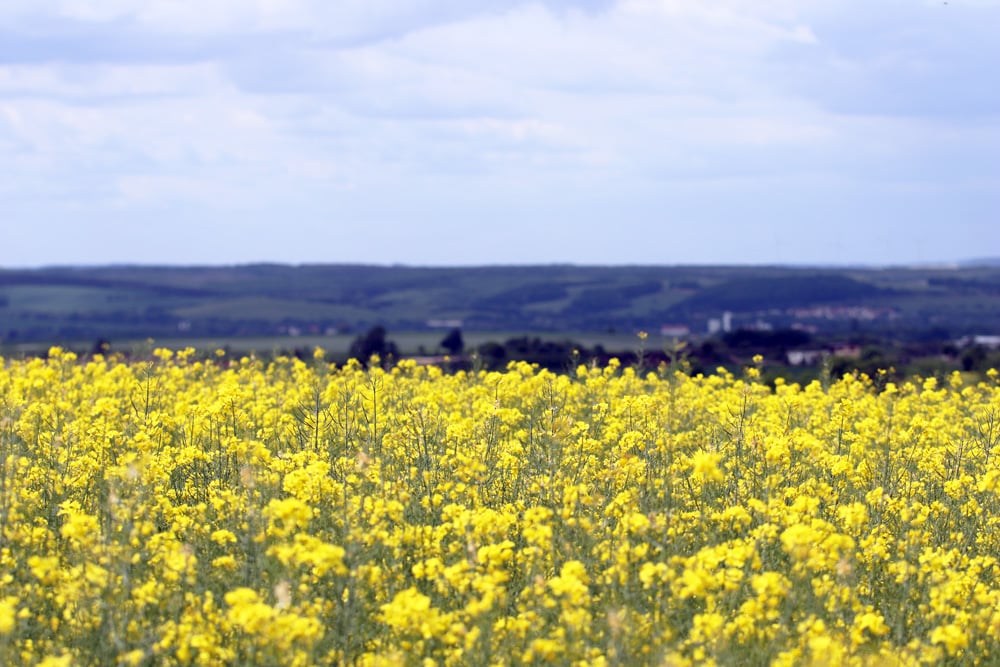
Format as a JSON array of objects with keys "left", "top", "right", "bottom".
[
  {"left": 2, "top": 264, "right": 1000, "bottom": 345},
  {"left": 961, "top": 257, "right": 1000, "bottom": 268},
  {"left": 670, "top": 274, "right": 890, "bottom": 313}
]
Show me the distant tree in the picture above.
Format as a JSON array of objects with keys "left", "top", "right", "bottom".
[
  {"left": 694, "top": 340, "right": 726, "bottom": 367},
  {"left": 440, "top": 328, "right": 464, "bottom": 355},
  {"left": 349, "top": 326, "right": 398, "bottom": 365},
  {"left": 921, "top": 327, "right": 952, "bottom": 343},
  {"left": 829, "top": 345, "right": 899, "bottom": 380},
  {"left": 477, "top": 342, "right": 506, "bottom": 368},
  {"left": 723, "top": 329, "right": 811, "bottom": 350},
  {"left": 92, "top": 338, "right": 111, "bottom": 355},
  {"left": 961, "top": 345, "right": 987, "bottom": 372}
]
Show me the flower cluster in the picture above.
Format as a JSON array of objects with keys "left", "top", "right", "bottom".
[{"left": 0, "top": 347, "right": 998, "bottom": 665}]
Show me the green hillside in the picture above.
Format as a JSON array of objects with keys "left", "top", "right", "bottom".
[{"left": 2, "top": 264, "right": 999, "bottom": 348}]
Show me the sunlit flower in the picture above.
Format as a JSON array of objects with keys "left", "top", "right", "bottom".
[{"left": 0, "top": 348, "right": 997, "bottom": 664}]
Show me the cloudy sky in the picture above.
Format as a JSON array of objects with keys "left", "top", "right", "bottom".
[{"left": 1, "top": 0, "right": 997, "bottom": 267}]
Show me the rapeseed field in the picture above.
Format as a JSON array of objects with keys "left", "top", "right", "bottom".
[{"left": 1, "top": 347, "right": 999, "bottom": 666}]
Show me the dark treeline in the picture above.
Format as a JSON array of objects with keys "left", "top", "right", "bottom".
[
  {"left": 317, "top": 326, "right": 1000, "bottom": 383},
  {"left": 20, "top": 323, "right": 1000, "bottom": 386}
]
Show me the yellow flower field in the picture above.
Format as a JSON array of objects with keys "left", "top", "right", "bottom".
[{"left": 1, "top": 347, "right": 999, "bottom": 666}]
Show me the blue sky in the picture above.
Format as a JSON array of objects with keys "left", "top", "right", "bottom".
[{"left": 1, "top": 0, "right": 997, "bottom": 267}]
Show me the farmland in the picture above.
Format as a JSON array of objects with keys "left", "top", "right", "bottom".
[
  {"left": 2, "top": 263, "right": 1000, "bottom": 347},
  {"left": 0, "top": 349, "right": 998, "bottom": 664}
]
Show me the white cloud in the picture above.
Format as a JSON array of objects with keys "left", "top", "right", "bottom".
[{"left": 1, "top": 0, "right": 997, "bottom": 266}]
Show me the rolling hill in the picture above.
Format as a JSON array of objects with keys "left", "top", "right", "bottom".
[{"left": 2, "top": 263, "right": 999, "bottom": 346}]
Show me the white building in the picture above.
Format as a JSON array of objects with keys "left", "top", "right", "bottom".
[
  {"left": 957, "top": 335, "right": 1000, "bottom": 349},
  {"left": 660, "top": 324, "right": 691, "bottom": 338},
  {"left": 787, "top": 349, "right": 827, "bottom": 366}
]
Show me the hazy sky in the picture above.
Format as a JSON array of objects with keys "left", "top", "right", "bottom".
[{"left": 2, "top": 0, "right": 998, "bottom": 267}]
